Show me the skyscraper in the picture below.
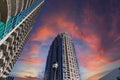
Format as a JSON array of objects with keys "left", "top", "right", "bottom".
[
  {"left": 0, "top": 0, "right": 44, "bottom": 79},
  {"left": 44, "top": 32, "right": 80, "bottom": 80}
]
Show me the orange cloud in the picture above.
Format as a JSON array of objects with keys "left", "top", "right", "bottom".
[
  {"left": 32, "top": 27, "right": 55, "bottom": 41},
  {"left": 14, "top": 0, "right": 120, "bottom": 79},
  {"left": 79, "top": 53, "right": 109, "bottom": 71},
  {"left": 14, "top": 77, "right": 40, "bottom": 80},
  {"left": 75, "top": 44, "right": 109, "bottom": 71},
  {"left": 29, "top": 44, "right": 40, "bottom": 54},
  {"left": 19, "top": 57, "right": 45, "bottom": 64},
  {"left": 26, "top": 4, "right": 120, "bottom": 73},
  {"left": 32, "top": 15, "right": 80, "bottom": 42}
]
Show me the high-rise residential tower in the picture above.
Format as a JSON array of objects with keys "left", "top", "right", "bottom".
[
  {"left": 0, "top": 0, "right": 44, "bottom": 79},
  {"left": 44, "top": 32, "right": 80, "bottom": 80}
]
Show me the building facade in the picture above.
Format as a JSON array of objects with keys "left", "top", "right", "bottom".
[
  {"left": 6, "top": 76, "right": 14, "bottom": 80},
  {"left": 44, "top": 32, "right": 80, "bottom": 80},
  {"left": 0, "top": 0, "right": 44, "bottom": 79},
  {"left": 99, "top": 67, "right": 120, "bottom": 80}
]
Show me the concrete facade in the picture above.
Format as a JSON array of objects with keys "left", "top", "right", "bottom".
[{"left": 0, "top": 0, "right": 44, "bottom": 79}]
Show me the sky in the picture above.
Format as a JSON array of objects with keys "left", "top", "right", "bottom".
[{"left": 10, "top": 0, "right": 120, "bottom": 80}]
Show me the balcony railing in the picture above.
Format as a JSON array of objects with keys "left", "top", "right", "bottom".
[{"left": 0, "top": 0, "right": 43, "bottom": 40}]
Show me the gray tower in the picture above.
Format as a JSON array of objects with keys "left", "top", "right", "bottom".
[
  {"left": 0, "top": 0, "right": 44, "bottom": 79},
  {"left": 44, "top": 32, "right": 80, "bottom": 80}
]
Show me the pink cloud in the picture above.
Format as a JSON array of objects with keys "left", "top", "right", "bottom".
[
  {"left": 22, "top": 2, "right": 120, "bottom": 72},
  {"left": 29, "top": 13, "right": 107, "bottom": 70},
  {"left": 19, "top": 57, "right": 45, "bottom": 64}
]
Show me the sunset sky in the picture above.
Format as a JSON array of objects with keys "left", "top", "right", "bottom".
[{"left": 10, "top": 0, "right": 120, "bottom": 80}]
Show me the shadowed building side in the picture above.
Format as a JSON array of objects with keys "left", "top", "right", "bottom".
[{"left": 0, "top": 0, "right": 8, "bottom": 23}]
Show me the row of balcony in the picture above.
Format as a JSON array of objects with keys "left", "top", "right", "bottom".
[{"left": 0, "top": 0, "right": 43, "bottom": 40}]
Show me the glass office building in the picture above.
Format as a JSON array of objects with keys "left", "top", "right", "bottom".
[
  {"left": 44, "top": 32, "right": 80, "bottom": 80},
  {"left": 0, "top": 0, "right": 44, "bottom": 79}
]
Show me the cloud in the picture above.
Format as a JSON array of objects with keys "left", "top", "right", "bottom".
[
  {"left": 19, "top": 57, "right": 45, "bottom": 64},
  {"left": 14, "top": 76, "right": 40, "bottom": 80},
  {"left": 13, "top": 0, "right": 120, "bottom": 79},
  {"left": 77, "top": 2, "right": 120, "bottom": 74},
  {"left": 32, "top": 27, "right": 55, "bottom": 41},
  {"left": 29, "top": 2, "right": 120, "bottom": 71},
  {"left": 31, "top": 12, "right": 107, "bottom": 73},
  {"left": 29, "top": 43, "right": 40, "bottom": 54},
  {"left": 79, "top": 53, "right": 109, "bottom": 71}
]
